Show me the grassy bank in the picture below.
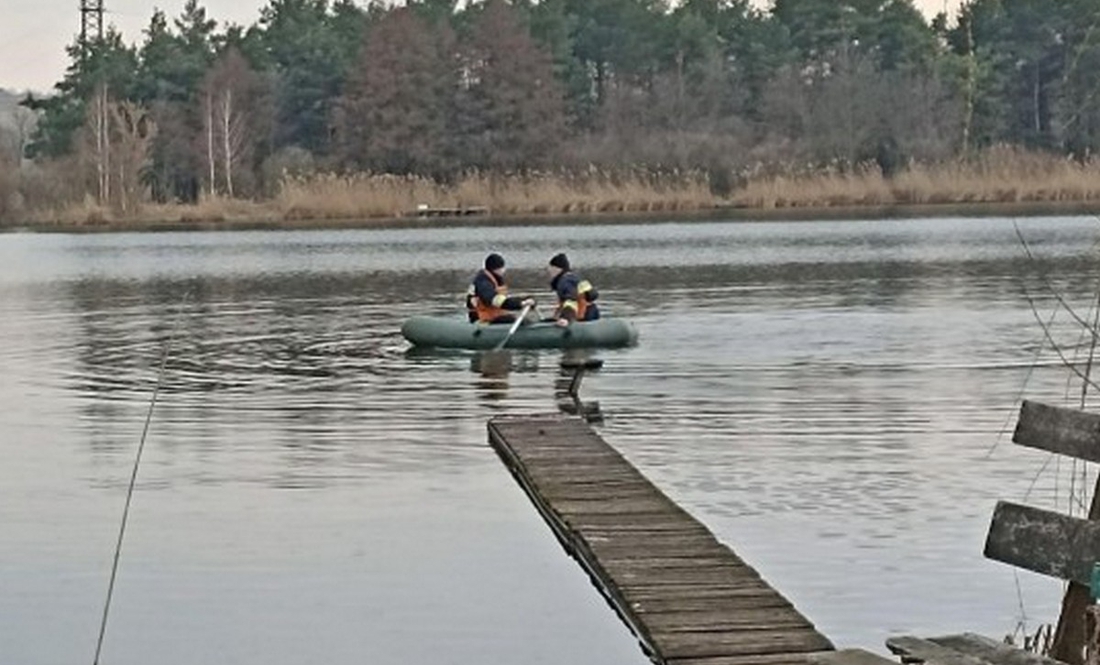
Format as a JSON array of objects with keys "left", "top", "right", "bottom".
[{"left": 12, "top": 148, "right": 1100, "bottom": 230}]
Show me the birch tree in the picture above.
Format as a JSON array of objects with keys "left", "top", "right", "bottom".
[
  {"left": 200, "top": 48, "right": 261, "bottom": 197},
  {"left": 80, "top": 92, "right": 155, "bottom": 212},
  {"left": 87, "top": 82, "right": 111, "bottom": 205}
]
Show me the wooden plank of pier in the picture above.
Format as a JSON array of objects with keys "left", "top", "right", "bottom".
[
  {"left": 885, "top": 633, "right": 1065, "bottom": 665},
  {"left": 488, "top": 415, "right": 835, "bottom": 665}
]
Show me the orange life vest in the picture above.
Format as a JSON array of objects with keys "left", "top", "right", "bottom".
[
  {"left": 555, "top": 276, "right": 595, "bottom": 320},
  {"left": 467, "top": 269, "right": 510, "bottom": 323}
]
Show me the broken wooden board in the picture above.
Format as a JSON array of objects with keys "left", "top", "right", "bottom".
[{"left": 984, "top": 500, "right": 1100, "bottom": 586}]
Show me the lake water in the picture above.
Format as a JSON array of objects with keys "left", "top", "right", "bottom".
[{"left": 3, "top": 216, "right": 1098, "bottom": 664}]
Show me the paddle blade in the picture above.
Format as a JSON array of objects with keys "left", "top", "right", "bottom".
[{"left": 494, "top": 303, "right": 533, "bottom": 350}]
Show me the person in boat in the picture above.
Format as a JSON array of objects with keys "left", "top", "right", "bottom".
[
  {"left": 466, "top": 253, "right": 536, "bottom": 324},
  {"left": 547, "top": 253, "right": 600, "bottom": 327}
]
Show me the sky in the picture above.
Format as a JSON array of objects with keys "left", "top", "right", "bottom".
[{"left": 0, "top": 0, "right": 955, "bottom": 94}]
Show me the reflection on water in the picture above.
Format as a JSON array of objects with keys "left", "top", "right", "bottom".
[
  {"left": 469, "top": 349, "right": 541, "bottom": 379},
  {"left": 2, "top": 217, "right": 1098, "bottom": 664}
]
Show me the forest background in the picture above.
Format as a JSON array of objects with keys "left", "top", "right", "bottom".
[{"left": 2, "top": 0, "right": 1099, "bottom": 226}]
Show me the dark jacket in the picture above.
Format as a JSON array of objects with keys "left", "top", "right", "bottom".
[
  {"left": 467, "top": 269, "right": 525, "bottom": 322},
  {"left": 550, "top": 271, "right": 600, "bottom": 322}
]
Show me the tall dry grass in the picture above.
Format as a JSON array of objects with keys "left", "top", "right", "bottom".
[
  {"left": 277, "top": 173, "right": 448, "bottom": 219},
  {"left": 32, "top": 196, "right": 111, "bottom": 226},
  {"left": 276, "top": 170, "right": 717, "bottom": 219},
  {"left": 29, "top": 194, "right": 275, "bottom": 227},
  {"left": 141, "top": 194, "right": 275, "bottom": 223},
  {"left": 731, "top": 146, "right": 1100, "bottom": 209},
  {"left": 21, "top": 146, "right": 1100, "bottom": 226}
]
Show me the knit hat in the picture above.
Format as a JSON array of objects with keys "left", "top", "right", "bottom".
[
  {"left": 549, "top": 253, "right": 570, "bottom": 271},
  {"left": 485, "top": 253, "right": 505, "bottom": 271}
]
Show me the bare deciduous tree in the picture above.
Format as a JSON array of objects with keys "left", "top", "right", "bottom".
[
  {"left": 0, "top": 105, "right": 36, "bottom": 164},
  {"left": 200, "top": 48, "right": 261, "bottom": 198},
  {"left": 455, "top": 0, "right": 567, "bottom": 171},
  {"left": 762, "top": 47, "right": 960, "bottom": 173},
  {"left": 336, "top": 7, "right": 456, "bottom": 176},
  {"left": 0, "top": 125, "right": 20, "bottom": 223},
  {"left": 79, "top": 90, "right": 155, "bottom": 213},
  {"left": 110, "top": 101, "right": 156, "bottom": 214}
]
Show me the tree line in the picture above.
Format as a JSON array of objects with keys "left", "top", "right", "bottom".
[{"left": 6, "top": 0, "right": 1100, "bottom": 211}]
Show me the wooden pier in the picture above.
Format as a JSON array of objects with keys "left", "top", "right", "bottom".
[
  {"left": 410, "top": 205, "right": 489, "bottom": 217},
  {"left": 488, "top": 415, "right": 835, "bottom": 665}
]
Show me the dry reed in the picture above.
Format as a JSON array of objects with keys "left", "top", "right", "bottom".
[
  {"left": 22, "top": 146, "right": 1100, "bottom": 226},
  {"left": 31, "top": 196, "right": 113, "bottom": 226},
  {"left": 731, "top": 146, "right": 1100, "bottom": 209},
  {"left": 276, "top": 169, "right": 716, "bottom": 219},
  {"left": 35, "top": 193, "right": 276, "bottom": 226},
  {"left": 142, "top": 194, "right": 276, "bottom": 223}
]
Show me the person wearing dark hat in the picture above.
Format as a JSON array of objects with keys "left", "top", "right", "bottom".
[
  {"left": 466, "top": 253, "right": 536, "bottom": 324},
  {"left": 547, "top": 253, "right": 600, "bottom": 327}
]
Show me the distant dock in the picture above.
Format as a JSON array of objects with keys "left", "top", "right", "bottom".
[
  {"left": 410, "top": 205, "right": 489, "bottom": 217},
  {"left": 488, "top": 415, "right": 835, "bottom": 664}
]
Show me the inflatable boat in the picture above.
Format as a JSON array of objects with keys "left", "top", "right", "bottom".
[{"left": 401, "top": 316, "right": 639, "bottom": 350}]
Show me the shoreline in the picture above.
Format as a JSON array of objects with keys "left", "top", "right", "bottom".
[{"left": 4, "top": 199, "right": 1100, "bottom": 234}]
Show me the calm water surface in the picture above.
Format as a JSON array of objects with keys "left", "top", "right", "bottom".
[{"left": 3, "top": 217, "right": 1098, "bottom": 664}]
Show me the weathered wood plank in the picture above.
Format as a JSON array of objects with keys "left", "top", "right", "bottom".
[
  {"left": 644, "top": 610, "right": 815, "bottom": 633},
  {"left": 670, "top": 652, "right": 832, "bottom": 665},
  {"left": 630, "top": 596, "right": 801, "bottom": 613},
  {"left": 578, "top": 526, "right": 719, "bottom": 541},
  {"left": 584, "top": 540, "right": 735, "bottom": 560},
  {"left": 608, "top": 568, "right": 765, "bottom": 586},
  {"left": 514, "top": 461, "right": 647, "bottom": 475},
  {"left": 886, "top": 636, "right": 994, "bottom": 665},
  {"left": 582, "top": 532, "right": 723, "bottom": 547},
  {"left": 536, "top": 478, "right": 660, "bottom": 492},
  {"left": 488, "top": 414, "right": 833, "bottom": 664},
  {"left": 539, "top": 481, "right": 664, "bottom": 496},
  {"left": 565, "top": 515, "right": 713, "bottom": 531},
  {"left": 551, "top": 497, "right": 690, "bottom": 515},
  {"left": 658, "top": 629, "right": 836, "bottom": 659},
  {"left": 927, "top": 633, "right": 1065, "bottom": 665},
  {"left": 615, "top": 577, "right": 769, "bottom": 592},
  {"left": 538, "top": 484, "right": 653, "bottom": 497},
  {"left": 620, "top": 585, "right": 785, "bottom": 602},
  {"left": 983, "top": 500, "right": 1100, "bottom": 585},
  {"left": 599, "top": 556, "right": 756, "bottom": 572},
  {"left": 1013, "top": 400, "right": 1100, "bottom": 463},
  {"left": 809, "top": 649, "right": 900, "bottom": 665}
]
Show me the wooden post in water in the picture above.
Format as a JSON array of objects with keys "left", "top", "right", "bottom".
[
  {"left": 555, "top": 357, "right": 603, "bottom": 422},
  {"left": 1051, "top": 498, "right": 1100, "bottom": 661},
  {"left": 986, "top": 401, "right": 1100, "bottom": 665}
]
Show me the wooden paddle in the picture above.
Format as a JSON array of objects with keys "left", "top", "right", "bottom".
[{"left": 493, "top": 302, "right": 533, "bottom": 351}]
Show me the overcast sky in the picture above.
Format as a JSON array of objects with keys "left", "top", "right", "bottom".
[{"left": 1, "top": 0, "right": 955, "bottom": 94}]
